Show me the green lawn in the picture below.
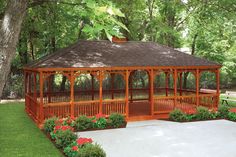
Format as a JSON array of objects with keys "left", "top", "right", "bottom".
[
  {"left": 0, "top": 103, "right": 63, "bottom": 157},
  {"left": 220, "top": 95, "right": 236, "bottom": 107}
]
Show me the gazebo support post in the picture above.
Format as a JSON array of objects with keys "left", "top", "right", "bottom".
[
  {"left": 216, "top": 69, "right": 220, "bottom": 108},
  {"left": 174, "top": 69, "right": 177, "bottom": 108},
  {"left": 39, "top": 72, "right": 44, "bottom": 126},
  {"left": 48, "top": 75, "right": 52, "bottom": 103},
  {"left": 196, "top": 69, "right": 200, "bottom": 107},
  {"left": 125, "top": 70, "right": 129, "bottom": 118},
  {"left": 111, "top": 73, "right": 115, "bottom": 99},
  {"left": 129, "top": 72, "right": 133, "bottom": 102},
  {"left": 70, "top": 71, "right": 75, "bottom": 118},
  {"left": 99, "top": 70, "right": 103, "bottom": 114},
  {"left": 24, "top": 72, "right": 28, "bottom": 112},
  {"left": 150, "top": 69, "right": 154, "bottom": 116},
  {"left": 33, "top": 72, "right": 37, "bottom": 102},
  {"left": 29, "top": 73, "right": 32, "bottom": 96},
  {"left": 165, "top": 72, "right": 169, "bottom": 96},
  {"left": 91, "top": 74, "right": 94, "bottom": 100},
  {"left": 179, "top": 72, "right": 183, "bottom": 96}
]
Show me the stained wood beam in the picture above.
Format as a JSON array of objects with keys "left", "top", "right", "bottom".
[
  {"left": 39, "top": 72, "right": 44, "bottom": 124},
  {"left": 70, "top": 71, "right": 75, "bottom": 118},
  {"left": 216, "top": 69, "right": 220, "bottom": 107},
  {"left": 125, "top": 70, "right": 129, "bottom": 118},
  {"left": 174, "top": 69, "right": 178, "bottom": 108},
  {"left": 150, "top": 69, "right": 154, "bottom": 116},
  {"left": 165, "top": 72, "right": 169, "bottom": 96},
  {"left": 196, "top": 69, "right": 200, "bottom": 106},
  {"left": 99, "top": 70, "right": 103, "bottom": 114}
]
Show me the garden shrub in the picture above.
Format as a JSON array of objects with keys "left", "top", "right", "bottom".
[
  {"left": 92, "top": 114, "right": 107, "bottom": 129},
  {"left": 169, "top": 109, "right": 187, "bottom": 122},
  {"left": 93, "top": 117, "right": 107, "bottom": 129},
  {"left": 53, "top": 129, "right": 77, "bottom": 149},
  {"left": 74, "top": 116, "right": 93, "bottom": 131},
  {"left": 77, "top": 144, "right": 106, "bottom": 157},
  {"left": 227, "top": 112, "right": 236, "bottom": 121},
  {"left": 44, "top": 117, "right": 58, "bottom": 133},
  {"left": 195, "top": 106, "right": 214, "bottom": 120},
  {"left": 108, "top": 113, "right": 125, "bottom": 128},
  {"left": 217, "top": 105, "right": 230, "bottom": 118},
  {"left": 185, "top": 114, "right": 197, "bottom": 121}
]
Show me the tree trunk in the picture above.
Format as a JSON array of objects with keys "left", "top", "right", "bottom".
[
  {"left": 183, "top": 34, "right": 198, "bottom": 89},
  {"left": 0, "top": 0, "right": 28, "bottom": 100}
]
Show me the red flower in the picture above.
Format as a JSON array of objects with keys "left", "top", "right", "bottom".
[
  {"left": 59, "top": 119, "right": 64, "bottom": 123},
  {"left": 92, "top": 119, "right": 97, "bottom": 123},
  {"left": 72, "top": 146, "right": 78, "bottom": 151},
  {"left": 53, "top": 125, "right": 74, "bottom": 132},
  {"left": 54, "top": 125, "right": 61, "bottom": 131},
  {"left": 95, "top": 113, "right": 106, "bottom": 119},
  {"left": 77, "top": 138, "right": 93, "bottom": 145}
]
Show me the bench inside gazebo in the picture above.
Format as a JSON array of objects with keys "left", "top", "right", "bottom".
[{"left": 24, "top": 40, "right": 221, "bottom": 127}]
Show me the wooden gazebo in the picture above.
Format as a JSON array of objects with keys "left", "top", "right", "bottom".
[{"left": 24, "top": 40, "right": 221, "bottom": 126}]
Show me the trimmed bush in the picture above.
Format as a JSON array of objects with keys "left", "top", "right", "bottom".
[
  {"left": 74, "top": 116, "right": 93, "bottom": 131},
  {"left": 108, "top": 113, "right": 125, "bottom": 128},
  {"left": 93, "top": 117, "right": 107, "bottom": 129},
  {"left": 227, "top": 112, "right": 236, "bottom": 121},
  {"left": 44, "top": 117, "right": 58, "bottom": 133},
  {"left": 217, "top": 105, "right": 230, "bottom": 118},
  {"left": 169, "top": 109, "right": 187, "bottom": 122},
  {"left": 54, "top": 129, "right": 77, "bottom": 149},
  {"left": 185, "top": 114, "right": 197, "bottom": 121},
  {"left": 195, "top": 106, "right": 214, "bottom": 120},
  {"left": 77, "top": 144, "right": 106, "bottom": 157}
]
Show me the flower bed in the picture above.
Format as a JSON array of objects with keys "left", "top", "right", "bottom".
[
  {"left": 43, "top": 113, "right": 127, "bottom": 157},
  {"left": 169, "top": 105, "right": 236, "bottom": 122}
]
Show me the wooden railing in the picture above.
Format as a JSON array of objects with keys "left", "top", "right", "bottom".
[
  {"left": 25, "top": 94, "right": 40, "bottom": 122},
  {"left": 153, "top": 94, "right": 218, "bottom": 114},
  {"left": 44, "top": 102, "right": 70, "bottom": 119},
  {"left": 199, "top": 94, "right": 218, "bottom": 109},
  {"left": 74, "top": 101, "right": 99, "bottom": 117},
  {"left": 26, "top": 88, "right": 218, "bottom": 122},
  {"left": 102, "top": 99, "right": 126, "bottom": 115},
  {"left": 42, "top": 99, "right": 126, "bottom": 119}
]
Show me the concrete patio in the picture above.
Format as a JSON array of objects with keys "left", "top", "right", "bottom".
[{"left": 78, "top": 120, "right": 236, "bottom": 157}]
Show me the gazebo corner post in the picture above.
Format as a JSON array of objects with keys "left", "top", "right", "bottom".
[
  {"left": 196, "top": 69, "right": 200, "bottom": 107},
  {"left": 150, "top": 69, "right": 154, "bottom": 116},
  {"left": 24, "top": 71, "right": 28, "bottom": 112},
  {"left": 216, "top": 68, "right": 220, "bottom": 108},
  {"left": 39, "top": 71, "right": 44, "bottom": 126},
  {"left": 174, "top": 69, "right": 178, "bottom": 109},
  {"left": 70, "top": 71, "right": 75, "bottom": 118},
  {"left": 125, "top": 70, "right": 130, "bottom": 119},
  {"left": 99, "top": 70, "right": 103, "bottom": 114}
]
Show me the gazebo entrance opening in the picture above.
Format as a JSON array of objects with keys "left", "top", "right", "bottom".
[{"left": 129, "top": 70, "right": 151, "bottom": 117}]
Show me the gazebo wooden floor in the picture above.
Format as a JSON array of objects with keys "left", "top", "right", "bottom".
[
  {"left": 129, "top": 100, "right": 197, "bottom": 117},
  {"left": 129, "top": 101, "right": 151, "bottom": 116}
]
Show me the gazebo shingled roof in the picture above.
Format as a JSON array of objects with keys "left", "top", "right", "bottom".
[{"left": 25, "top": 40, "right": 220, "bottom": 68}]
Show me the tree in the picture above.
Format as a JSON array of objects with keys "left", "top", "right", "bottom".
[
  {"left": 0, "top": 0, "right": 28, "bottom": 99},
  {"left": 0, "top": 0, "right": 127, "bottom": 99}
]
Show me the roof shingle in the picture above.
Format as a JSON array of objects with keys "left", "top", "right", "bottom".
[{"left": 25, "top": 40, "right": 220, "bottom": 68}]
